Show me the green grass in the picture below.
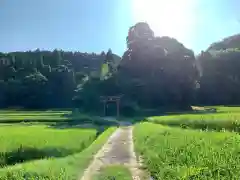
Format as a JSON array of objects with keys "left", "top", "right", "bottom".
[
  {"left": 0, "top": 110, "right": 99, "bottom": 124},
  {"left": 134, "top": 122, "right": 240, "bottom": 180},
  {"left": 0, "top": 124, "right": 97, "bottom": 166},
  {"left": 148, "top": 106, "right": 240, "bottom": 131},
  {"left": 208, "top": 106, "right": 240, "bottom": 112},
  {"left": 0, "top": 110, "right": 119, "bottom": 128},
  {"left": 0, "top": 127, "right": 116, "bottom": 180},
  {"left": 93, "top": 165, "right": 132, "bottom": 180},
  {"left": 0, "top": 110, "right": 72, "bottom": 123}
]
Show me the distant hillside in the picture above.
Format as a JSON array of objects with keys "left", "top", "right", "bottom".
[
  {"left": 197, "top": 33, "right": 240, "bottom": 105},
  {"left": 207, "top": 34, "right": 240, "bottom": 51},
  {"left": 0, "top": 50, "right": 121, "bottom": 75},
  {"left": 155, "top": 36, "right": 194, "bottom": 56},
  {"left": 0, "top": 49, "right": 121, "bottom": 108}
]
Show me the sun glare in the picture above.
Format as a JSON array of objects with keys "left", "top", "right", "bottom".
[{"left": 132, "top": 0, "right": 197, "bottom": 47}]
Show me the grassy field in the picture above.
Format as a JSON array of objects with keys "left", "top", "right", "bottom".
[
  {"left": 0, "top": 127, "right": 116, "bottom": 180},
  {"left": 0, "top": 124, "right": 97, "bottom": 167},
  {"left": 134, "top": 122, "right": 240, "bottom": 180},
  {"left": 148, "top": 106, "right": 240, "bottom": 131},
  {"left": 0, "top": 110, "right": 80, "bottom": 123},
  {"left": 0, "top": 110, "right": 119, "bottom": 129},
  {"left": 93, "top": 165, "right": 132, "bottom": 180},
  {"left": 0, "top": 110, "right": 118, "bottom": 179}
]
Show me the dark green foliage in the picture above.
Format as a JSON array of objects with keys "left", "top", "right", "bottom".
[
  {"left": 0, "top": 50, "right": 121, "bottom": 109},
  {"left": 197, "top": 37, "right": 240, "bottom": 105},
  {"left": 21, "top": 72, "right": 49, "bottom": 108},
  {"left": 208, "top": 34, "right": 240, "bottom": 51},
  {"left": 75, "top": 72, "right": 87, "bottom": 84},
  {"left": 0, "top": 145, "right": 91, "bottom": 167},
  {"left": 71, "top": 23, "right": 240, "bottom": 114},
  {"left": 118, "top": 22, "right": 197, "bottom": 109},
  {"left": 73, "top": 78, "right": 116, "bottom": 112},
  {"left": 4, "top": 79, "right": 24, "bottom": 107},
  {"left": 72, "top": 23, "right": 198, "bottom": 114},
  {"left": 0, "top": 146, "right": 51, "bottom": 167},
  {"left": 1, "top": 23, "right": 240, "bottom": 111}
]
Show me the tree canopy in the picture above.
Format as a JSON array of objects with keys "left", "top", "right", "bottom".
[{"left": 197, "top": 36, "right": 240, "bottom": 105}]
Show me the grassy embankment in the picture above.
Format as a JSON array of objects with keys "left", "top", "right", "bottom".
[
  {"left": 134, "top": 106, "right": 240, "bottom": 180},
  {"left": 0, "top": 125, "right": 97, "bottom": 167},
  {"left": 148, "top": 106, "right": 240, "bottom": 131},
  {"left": 0, "top": 110, "right": 117, "bottom": 180}
]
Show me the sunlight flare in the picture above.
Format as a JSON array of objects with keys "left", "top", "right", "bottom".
[{"left": 132, "top": 0, "right": 197, "bottom": 46}]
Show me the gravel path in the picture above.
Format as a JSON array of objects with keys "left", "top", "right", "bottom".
[{"left": 79, "top": 126, "right": 144, "bottom": 180}]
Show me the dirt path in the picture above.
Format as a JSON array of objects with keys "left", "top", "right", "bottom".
[{"left": 80, "top": 126, "right": 144, "bottom": 180}]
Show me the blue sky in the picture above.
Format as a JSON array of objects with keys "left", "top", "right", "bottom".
[{"left": 0, "top": 0, "right": 239, "bottom": 56}]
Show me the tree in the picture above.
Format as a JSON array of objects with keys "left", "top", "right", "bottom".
[
  {"left": 207, "top": 34, "right": 240, "bottom": 51},
  {"left": 197, "top": 47, "right": 240, "bottom": 105},
  {"left": 21, "top": 72, "right": 50, "bottom": 108},
  {"left": 118, "top": 22, "right": 197, "bottom": 109},
  {"left": 0, "top": 49, "right": 121, "bottom": 109}
]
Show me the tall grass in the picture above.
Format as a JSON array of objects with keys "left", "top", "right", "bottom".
[
  {"left": 0, "top": 110, "right": 74, "bottom": 123},
  {"left": 134, "top": 122, "right": 240, "bottom": 180},
  {"left": 0, "top": 110, "right": 119, "bottom": 128},
  {"left": 0, "top": 125, "right": 97, "bottom": 166},
  {"left": 0, "top": 127, "right": 116, "bottom": 180},
  {"left": 148, "top": 106, "right": 240, "bottom": 131}
]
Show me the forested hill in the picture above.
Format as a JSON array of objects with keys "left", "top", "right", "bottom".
[
  {"left": 197, "top": 33, "right": 240, "bottom": 105},
  {"left": 0, "top": 50, "right": 121, "bottom": 75},
  {"left": 207, "top": 34, "right": 240, "bottom": 51},
  {"left": 0, "top": 49, "right": 121, "bottom": 109}
]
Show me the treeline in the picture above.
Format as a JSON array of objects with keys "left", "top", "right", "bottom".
[
  {"left": 197, "top": 41, "right": 240, "bottom": 105},
  {"left": 0, "top": 49, "right": 119, "bottom": 108},
  {"left": 1, "top": 23, "right": 240, "bottom": 113},
  {"left": 75, "top": 23, "right": 240, "bottom": 114},
  {"left": 76, "top": 22, "right": 198, "bottom": 114}
]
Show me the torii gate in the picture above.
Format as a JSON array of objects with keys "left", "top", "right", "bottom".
[{"left": 100, "top": 95, "right": 123, "bottom": 117}]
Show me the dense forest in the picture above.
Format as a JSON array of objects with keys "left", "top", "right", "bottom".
[
  {"left": 197, "top": 34, "right": 240, "bottom": 105},
  {"left": 1, "top": 22, "right": 240, "bottom": 114}
]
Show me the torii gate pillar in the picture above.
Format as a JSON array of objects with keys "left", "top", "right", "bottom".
[{"left": 100, "top": 95, "right": 123, "bottom": 117}]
